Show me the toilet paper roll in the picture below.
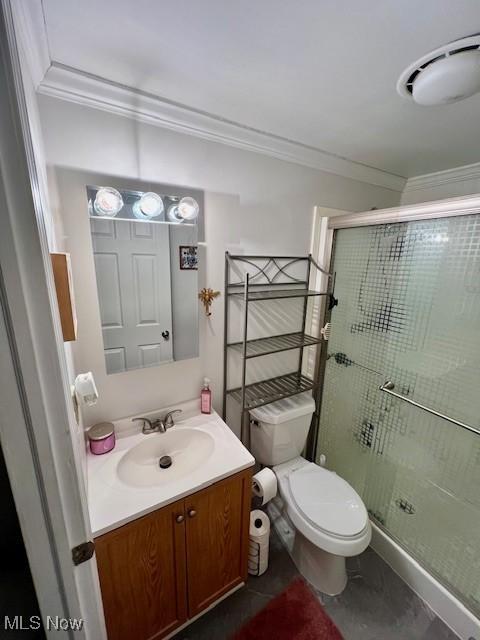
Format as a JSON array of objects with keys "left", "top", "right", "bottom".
[
  {"left": 249, "top": 509, "right": 270, "bottom": 540},
  {"left": 252, "top": 468, "right": 277, "bottom": 505},
  {"left": 249, "top": 510, "right": 270, "bottom": 576}
]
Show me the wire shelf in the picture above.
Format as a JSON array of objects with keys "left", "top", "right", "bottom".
[
  {"left": 227, "top": 288, "right": 327, "bottom": 301},
  {"left": 228, "top": 331, "right": 321, "bottom": 359},
  {"left": 227, "top": 372, "right": 318, "bottom": 410}
]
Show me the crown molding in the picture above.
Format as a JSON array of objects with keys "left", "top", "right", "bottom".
[
  {"left": 37, "top": 63, "right": 405, "bottom": 192},
  {"left": 10, "top": 0, "right": 50, "bottom": 89},
  {"left": 403, "top": 161, "right": 480, "bottom": 193},
  {"left": 329, "top": 193, "right": 480, "bottom": 229}
]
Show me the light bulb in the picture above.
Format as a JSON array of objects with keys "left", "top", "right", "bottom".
[
  {"left": 167, "top": 197, "right": 199, "bottom": 222},
  {"left": 94, "top": 187, "right": 124, "bottom": 217},
  {"left": 133, "top": 192, "right": 164, "bottom": 219},
  {"left": 177, "top": 197, "right": 199, "bottom": 220}
]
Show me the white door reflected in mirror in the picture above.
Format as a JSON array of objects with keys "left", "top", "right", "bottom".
[{"left": 87, "top": 185, "right": 200, "bottom": 374}]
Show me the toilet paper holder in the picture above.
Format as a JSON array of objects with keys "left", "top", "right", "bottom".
[{"left": 252, "top": 468, "right": 277, "bottom": 506}]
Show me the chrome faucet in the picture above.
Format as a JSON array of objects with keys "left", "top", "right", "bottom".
[
  {"left": 132, "top": 409, "right": 182, "bottom": 435},
  {"left": 163, "top": 409, "right": 182, "bottom": 429},
  {"left": 131, "top": 416, "right": 165, "bottom": 434}
]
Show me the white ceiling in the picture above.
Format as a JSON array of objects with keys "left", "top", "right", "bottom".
[{"left": 42, "top": 0, "right": 480, "bottom": 178}]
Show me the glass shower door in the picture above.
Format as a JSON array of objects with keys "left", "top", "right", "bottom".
[{"left": 316, "top": 213, "right": 480, "bottom": 616}]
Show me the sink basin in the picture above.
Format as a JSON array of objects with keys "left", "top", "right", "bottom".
[
  {"left": 117, "top": 428, "right": 215, "bottom": 487},
  {"left": 87, "top": 404, "right": 255, "bottom": 536}
]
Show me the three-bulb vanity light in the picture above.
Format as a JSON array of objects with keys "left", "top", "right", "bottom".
[{"left": 93, "top": 187, "right": 199, "bottom": 222}]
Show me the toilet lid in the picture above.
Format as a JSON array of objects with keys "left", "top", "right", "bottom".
[{"left": 288, "top": 464, "right": 367, "bottom": 538}]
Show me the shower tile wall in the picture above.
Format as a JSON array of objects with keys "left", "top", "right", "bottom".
[{"left": 317, "top": 215, "right": 480, "bottom": 617}]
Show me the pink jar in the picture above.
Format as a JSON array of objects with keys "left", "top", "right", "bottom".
[{"left": 88, "top": 422, "right": 115, "bottom": 455}]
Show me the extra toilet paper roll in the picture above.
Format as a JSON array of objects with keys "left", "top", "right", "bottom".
[
  {"left": 252, "top": 468, "right": 277, "bottom": 505},
  {"left": 249, "top": 509, "right": 270, "bottom": 540},
  {"left": 249, "top": 510, "right": 270, "bottom": 576}
]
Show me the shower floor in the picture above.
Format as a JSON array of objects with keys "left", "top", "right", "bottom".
[{"left": 176, "top": 529, "right": 459, "bottom": 640}]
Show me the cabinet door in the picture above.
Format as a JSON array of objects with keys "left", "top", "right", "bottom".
[
  {"left": 95, "top": 499, "right": 187, "bottom": 640},
  {"left": 185, "top": 469, "right": 252, "bottom": 617}
]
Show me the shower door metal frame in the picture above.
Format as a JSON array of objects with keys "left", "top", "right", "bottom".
[{"left": 327, "top": 193, "right": 480, "bottom": 230}]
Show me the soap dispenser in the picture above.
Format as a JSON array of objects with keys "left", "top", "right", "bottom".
[{"left": 201, "top": 377, "right": 212, "bottom": 414}]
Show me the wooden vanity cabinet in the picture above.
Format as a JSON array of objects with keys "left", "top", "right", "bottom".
[
  {"left": 95, "top": 469, "right": 252, "bottom": 640},
  {"left": 95, "top": 498, "right": 187, "bottom": 640},
  {"left": 185, "top": 469, "right": 252, "bottom": 617}
]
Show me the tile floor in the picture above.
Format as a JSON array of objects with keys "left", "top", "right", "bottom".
[{"left": 177, "top": 530, "right": 459, "bottom": 640}]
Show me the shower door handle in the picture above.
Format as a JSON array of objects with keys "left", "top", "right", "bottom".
[{"left": 379, "top": 381, "right": 480, "bottom": 437}]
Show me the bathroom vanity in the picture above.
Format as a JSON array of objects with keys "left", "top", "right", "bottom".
[
  {"left": 87, "top": 404, "right": 254, "bottom": 640},
  {"left": 77, "top": 179, "right": 256, "bottom": 639}
]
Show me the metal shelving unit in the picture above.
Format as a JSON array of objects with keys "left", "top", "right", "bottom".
[{"left": 223, "top": 253, "right": 333, "bottom": 445}]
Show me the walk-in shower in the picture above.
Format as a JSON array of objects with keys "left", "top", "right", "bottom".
[{"left": 315, "top": 205, "right": 480, "bottom": 623}]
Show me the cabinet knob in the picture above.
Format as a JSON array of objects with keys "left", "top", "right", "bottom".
[
  {"left": 176, "top": 514, "right": 185, "bottom": 523},
  {"left": 187, "top": 508, "right": 197, "bottom": 518}
]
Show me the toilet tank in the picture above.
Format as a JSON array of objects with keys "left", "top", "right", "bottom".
[{"left": 249, "top": 393, "right": 316, "bottom": 466}]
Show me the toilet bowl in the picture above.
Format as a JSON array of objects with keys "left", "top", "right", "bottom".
[
  {"left": 271, "top": 456, "right": 371, "bottom": 595},
  {"left": 250, "top": 393, "right": 371, "bottom": 595}
]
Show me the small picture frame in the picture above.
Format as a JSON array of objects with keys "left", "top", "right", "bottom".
[{"left": 179, "top": 245, "right": 198, "bottom": 270}]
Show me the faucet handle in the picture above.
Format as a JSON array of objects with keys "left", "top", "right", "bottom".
[
  {"left": 132, "top": 416, "right": 155, "bottom": 434},
  {"left": 163, "top": 409, "right": 182, "bottom": 429}
]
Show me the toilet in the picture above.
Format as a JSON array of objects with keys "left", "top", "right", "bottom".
[{"left": 250, "top": 392, "right": 371, "bottom": 595}]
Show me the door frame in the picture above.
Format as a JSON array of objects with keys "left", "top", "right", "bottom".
[
  {"left": 305, "top": 207, "right": 347, "bottom": 460},
  {"left": 0, "top": 2, "right": 106, "bottom": 637}
]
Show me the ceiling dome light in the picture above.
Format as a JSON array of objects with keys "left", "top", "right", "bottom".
[
  {"left": 397, "top": 35, "right": 480, "bottom": 106},
  {"left": 94, "top": 187, "right": 124, "bottom": 217},
  {"left": 133, "top": 192, "right": 164, "bottom": 220},
  {"left": 167, "top": 196, "right": 199, "bottom": 222},
  {"left": 413, "top": 52, "right": 480, "bottom": 106}
]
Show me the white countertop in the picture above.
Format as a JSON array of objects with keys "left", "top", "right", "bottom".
[{"left": 87, "top": 403, "right": 254, "bottom": 537}]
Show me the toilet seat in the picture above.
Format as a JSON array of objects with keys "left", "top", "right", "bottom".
[
  {"left": 288, "top": 463, "right": 368, "bottom": 539},
  {"left": 274, "top": 457, "right": 371, "bottom": 557}
]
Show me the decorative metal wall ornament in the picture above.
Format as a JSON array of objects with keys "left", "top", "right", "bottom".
[{"left": 198, "top": 288, "right": 220, "bottom": 316}]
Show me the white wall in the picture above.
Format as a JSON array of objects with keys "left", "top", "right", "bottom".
[
  {"left": 12, "top": 7, "right": 91, "bottom": 486},
  {"left": 39, "top": 95, "right": 401, "bottom": 426}
]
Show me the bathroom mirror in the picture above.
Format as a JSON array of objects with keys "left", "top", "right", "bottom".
[{"left": 86, "top": 185, "right": 200, "bottom": 374}]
